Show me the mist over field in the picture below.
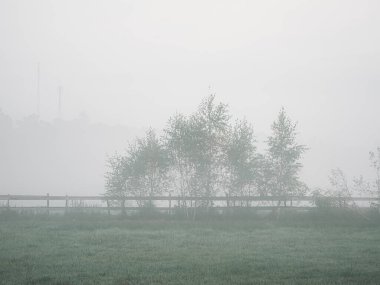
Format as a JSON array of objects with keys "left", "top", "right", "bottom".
[
  {"left": 2, "top": 1, "right": 380, "bottom": 285},
  {"left": 1, "top": 1, "right": 380, "bottom": 196}
]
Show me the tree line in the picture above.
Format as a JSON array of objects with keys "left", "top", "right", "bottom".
[
  {"left": 105, "top": 95, "right": 308, "bottom": 208},
  {"left": 0, "top": 111, "right": 139, "bottom": 195}
]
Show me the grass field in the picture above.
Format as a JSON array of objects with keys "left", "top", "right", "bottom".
[{"left": 1, "top": 211, "right": 380, "bottom": 285}]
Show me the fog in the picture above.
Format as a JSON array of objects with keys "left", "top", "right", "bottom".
[{"left": 1, "top": 0, "right": 380, "bottom": 195}]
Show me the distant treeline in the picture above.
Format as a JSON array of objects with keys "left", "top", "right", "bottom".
[{"left": 0, "top": 111, "right": 138, "bottom": 194}]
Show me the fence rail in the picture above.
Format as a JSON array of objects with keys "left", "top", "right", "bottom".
[
  {"left": 1, "top": 194, "right": 379, "bottom": 201},
  {"left": 0, "top": 194, "right": 379, "bottom": 214}
]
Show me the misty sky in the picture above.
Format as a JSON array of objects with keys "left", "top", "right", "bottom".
[{"left": 1, "top": 0, "right": 380, "bottom": 190}]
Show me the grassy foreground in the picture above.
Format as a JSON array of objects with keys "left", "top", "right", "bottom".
[{"left": 1, "top": 212, "right": 380, "bottom": 285}]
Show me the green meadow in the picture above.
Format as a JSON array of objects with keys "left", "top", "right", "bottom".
[{"left": 1, "top": 211, "right": 380, "bottom": 285}]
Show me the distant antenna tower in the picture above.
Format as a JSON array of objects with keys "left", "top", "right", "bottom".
[
  {"left": 36, "top": 63, "right": 40, "bottom": 117},
  {"left": 58, "top": 86, "right": 63, "bottom": 119}
]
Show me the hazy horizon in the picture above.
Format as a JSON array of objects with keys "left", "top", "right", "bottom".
[{"left": 1, "top": 0, "right": 380, "bottom": 194}]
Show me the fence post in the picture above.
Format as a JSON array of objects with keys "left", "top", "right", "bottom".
[
  {"left": 121, "top": 199, "right": 126, "bottom": 215},
  {"left": 65, "top": 194, "right": 69, "bottom": 213},
  {"left": 226, "top": 193, "right": 229, "bottom": 215},
  {"left": 168, "top": 193, "right": 172, "bottom": 215},
  {"left": 46, "top": 193, "right": 50, "bottom": 215},
  {"left": 106, "top": 200, "right": 110, "bottom": 216},
  {"left": 7, "top": 194, "right": 10, "bottom": 210}
]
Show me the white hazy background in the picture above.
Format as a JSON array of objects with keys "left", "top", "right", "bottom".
[{"left": 1, "top": 0, "right": 379, "bottom": 195}]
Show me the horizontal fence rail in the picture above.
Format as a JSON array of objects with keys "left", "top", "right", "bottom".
[
  {"left": 1, "top": 194, "right": 379, "bottom": 201},
  {"left": 0, "top": 194, "right": 379, "bottom": 214}
]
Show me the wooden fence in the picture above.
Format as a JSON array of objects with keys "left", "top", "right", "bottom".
[{"left": 0, "top": 194, "right": 379, "bottom": 214}]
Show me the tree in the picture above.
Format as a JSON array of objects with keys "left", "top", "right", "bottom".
[
  {"left": 266, "top": 108, "right": 307, "bottom": 205},
  {"left": 224, "top": 119, "right": 258, "bottom": 198},
  {"left": 328, "top": 168, "right": 350, "bottom": 207},
  {"left": 133, "top": 129, "right": 169, "bottom": 201},
  {"left": 105, "top": 151, "right": 139, "bottom": 212},
  {"left": 253, "top": 153, "right": 272, "bottom": 197},
  {"left": 189, "top": 95, "right": 230, "bottom": 205},
  {"left": 352, "top": 175, "right": 371, "bottom": 196},
  {"left": 105, "top": 153, "right": 128, "bottom": 198},
  {"left": 105, "top": 129, "right": 169, "bottom": 208},
  {"left": 317, "top": 169, "right": 371, "bottom": 209},
  {"left": 369, "top": 147, "right": 380, "bottom": 198},
  {"left": 164, "top": 113, "right": 195, "bottom": 204}
]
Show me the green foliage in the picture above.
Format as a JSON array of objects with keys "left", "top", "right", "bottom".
[
  {"left": 105, "top": 97, "right": 308, "bottom": 208},
  {"left": 224, "top": 119, "right": 259, "bottom": 196},
  {"left": 133, "top": 128, "right": 169, "bottom": 197},
  {"left": 105, "top": 153, "right": 129, "bottom": 198},
  {"left": 182, "top": 95, "right": 230, "bottom": 198},
  {"left": 164, "top": 95, "right": 232, "bottom": 203},
  {"left": 105, "top": 129, "right": 169, "bottom": 206},
  {"left": 265, "top": 108, "right": 307, "bottom": 199},
  {"left": 164, "top": 113, "right": 196, "bottom": 199}
]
